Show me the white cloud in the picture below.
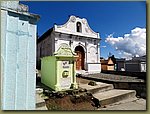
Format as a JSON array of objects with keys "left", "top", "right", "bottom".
[{"left": 105, "top": 27, "right": 146, "bottom": 59}]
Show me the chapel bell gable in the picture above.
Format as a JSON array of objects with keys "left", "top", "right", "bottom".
[{"left": 54, "top": 15, "right": 100, "bottom": 39}]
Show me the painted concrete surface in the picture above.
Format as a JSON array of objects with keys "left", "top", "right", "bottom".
[
  {"left": 41, "top": 44, "right": 78, "bottom": 91},
  {"left": 36, "top": 88, "right": 47, "bottom": 110},
  {"left": 98, "top": 98, "right": 146, "bottom": 110},
  {"left": 1, "top": 1, "right": 39, "bottom": 110},
  {"left": 93, "top": 89, "right": 136, "bottom": 99},
  {"left": 79, "top": 82, "right": 114, "bottom": 93},
  {"left": 78, "top": 79, "right": 146, "bottom": 110}
]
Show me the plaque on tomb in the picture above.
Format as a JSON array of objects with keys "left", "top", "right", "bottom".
[
  {"left": 60, "top": 77, "right": 71, "bottom": 89},
  {"left": 62, "top": 61, "right": 69, "bottom": 69}
]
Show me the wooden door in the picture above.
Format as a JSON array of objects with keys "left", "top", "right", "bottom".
[{"left": 76, "top": 51, "right": 84, "bottom": 70}]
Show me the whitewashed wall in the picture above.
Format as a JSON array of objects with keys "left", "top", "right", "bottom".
[
  {"left": 54, "top": 15, "right": 101, "bottom": 72},
  {"left": 37, "top": 15, "right": 101, "bottom": 72}
]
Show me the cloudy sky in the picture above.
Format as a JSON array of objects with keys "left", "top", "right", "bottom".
[
  {"left": 21, "top": 1, "right": 146, "bottom": 59},
  {"left": 105, "top": 27, "right": 146, "bottom": 59}
]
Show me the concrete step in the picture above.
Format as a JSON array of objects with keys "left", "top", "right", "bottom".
[
  {"left": 93, "top": 89, "right": 136, "bottom": 106},
  {"left": 79, "top": 82, "right": 114, "bottom": 94},
  {"left": 36, "top": 88, "right": 47, "bottom": 110},
  {"left": 36, "top": 93, "right": 46, "bottom": 107},
  {"left": 36, "top": 106, "right": 48, "bottom": 110},
  {"left": 98, "top": 98, "right": 146, "bottom": 110}
]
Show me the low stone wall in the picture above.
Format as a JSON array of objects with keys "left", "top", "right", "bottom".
[
  {"left": 101, "top": 71, "right": 146, "bottom": 80},
  {"left": 113, "top": 82, "right": 146, "bottom": 99},
  {"left": 78, "top": 73, "right": 146, "bottom": 99}
]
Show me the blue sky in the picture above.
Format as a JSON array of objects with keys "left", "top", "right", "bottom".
[{"left": 21, "top": 1, "right": 146, "bottom": 59}]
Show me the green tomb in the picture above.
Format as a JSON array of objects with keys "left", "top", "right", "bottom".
[{"left": 41, "top": 43, "right": 78, "bottom": 91}]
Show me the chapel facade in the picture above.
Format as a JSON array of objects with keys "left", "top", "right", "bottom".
[{"left": 37, "top": 15, "right": 101, "bottom": 72}]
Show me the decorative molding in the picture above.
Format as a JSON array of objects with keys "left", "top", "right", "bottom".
[
  {"left": 85, "top": 28, "right": 89, "bottom": 33},
  {"left": 54, "top": 43, "right": 76, "bottom": 56},
  {"left": 56, "top": 15, "right": 76, "bottom": 28},
  {"left": 82, "top": 18, "right": 87, "bottom": 25},
  {"left": 56, "top": 23, "right": 67, "bottom": 28},
  {"left": 85, "top": 22, "right": 98, "bottom": 36},
  {"left": 55, "top": 15, "right": 99, "bottom": 38},
  {"left": 70, "top": 16, "right": 76, "bottom": 23},
  {"left": 18, "top": 3, "right": 29, "bottom": 12}
]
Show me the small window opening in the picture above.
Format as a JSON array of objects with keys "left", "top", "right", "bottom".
[{"left": 76, "top": 22, "right": 82, "bottom": 32}]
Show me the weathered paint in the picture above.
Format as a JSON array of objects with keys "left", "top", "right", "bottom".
[
  {"left": 41, "top": 43, "right": 78, "bottom": 91},
  {"left": 1, "top": 1, "right": 39, "bottom": 110}
]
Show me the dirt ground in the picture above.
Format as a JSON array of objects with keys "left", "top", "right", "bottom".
[
  {"left": 45, "top": 95, "right": 96, "bottom": 110},
  {"left": 45, "top": 77, "right": 98, "bottom": 110}
]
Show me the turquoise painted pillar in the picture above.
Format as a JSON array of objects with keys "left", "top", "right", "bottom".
[{"left": 1, "top": 1, "right": 40, "bottom": 110}]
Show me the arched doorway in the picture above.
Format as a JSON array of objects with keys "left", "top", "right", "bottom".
[{"left": 75, "top": 45, "right": 85, "bottom": 70}]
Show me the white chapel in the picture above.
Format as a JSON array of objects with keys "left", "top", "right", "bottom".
[{"left": 37, "top": 15, "right": 101, "bottom": 72}]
